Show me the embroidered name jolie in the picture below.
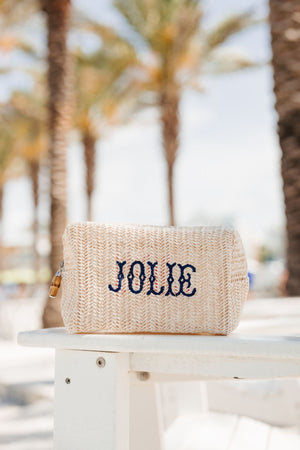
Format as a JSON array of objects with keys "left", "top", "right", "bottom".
[{"left": 108, "top": 260, "right": 196, "bottom": 297}]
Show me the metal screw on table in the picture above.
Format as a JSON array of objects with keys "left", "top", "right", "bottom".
[
  {"left": 96, "top": 357, "right": 106, "bottom": 368},
  {"left": 65, "top": 377, "right": 71, "bottom": 384}
]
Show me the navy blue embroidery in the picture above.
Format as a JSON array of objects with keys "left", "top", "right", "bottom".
[
  {"left": 146, "top": 262, "right": 164, "bottom": 295},
  {"left": 176, "top": 264, "right": 196, "bottom": 297},
  {"left": 108, "top": 260, "right": 196, "bottom": 297},
  {"left": 108, "top": 261, "right": 126, "bottom": 292},
  {"left": 165, "top": 263, "right": 177, "bottom": 296},
  {"left": 128, "top": 261, "right": 146, "bottom": 294}
]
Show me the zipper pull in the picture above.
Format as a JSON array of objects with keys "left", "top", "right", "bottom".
[{"left": 49, "top": 260, "right": 64, "bottom": 298}]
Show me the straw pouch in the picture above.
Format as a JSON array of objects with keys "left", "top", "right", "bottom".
[{"left": 60, "top": 222, "right": 248, "bottom": 335}]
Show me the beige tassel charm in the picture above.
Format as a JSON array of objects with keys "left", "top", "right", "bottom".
[{"left": 49, "top": 260, "right": 64, "bottom": 298}]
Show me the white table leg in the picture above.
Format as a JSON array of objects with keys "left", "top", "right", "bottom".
[
  {"left": 54, "top": 349, "right": 130, "bottom": 450},
  {"left": 130, "top": 373, "right": 163, "bottom": 450}
]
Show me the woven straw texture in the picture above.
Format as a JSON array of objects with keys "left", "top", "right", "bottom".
[{"left": 61, "top": 223, "right": 248, "bottom": 335}]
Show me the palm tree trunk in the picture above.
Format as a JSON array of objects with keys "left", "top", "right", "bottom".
[
  {"left": 42, "top": 0, "right": 71, "bottom": 327},
  {"left": 0, "top": 183, "right": 3, "bottom": 237},
  {"left": 0, "top": 183, "right": 3, "bottom": 279},
  {"left": 160, "top": 85, "right": 179, "bottom": 226},
  {"left": 29, "top": 160, "right": 39, "bottom": 279},
  {"left": 269, "top": 0, "right": 300, "bottom": 295},
  {"left": 83, "top": 133, "right": 96, "bottom": 221}
]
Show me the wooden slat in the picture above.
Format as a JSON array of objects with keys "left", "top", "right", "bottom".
[
  {"left": 228, "top": 417, "right": 271, "bottom": 450},
  {"left": 17, "top": 328, "right": 300, "bottom": 360},
  {"left": 267, "top": 426, "right": 300, "bottom": 450},
  {"left": 165, "top": 413, "right": 300, "bottom": 450},
  {"left": 130, "top": 353, "right": 300, "bottom": 379},
  {"left": 130, "top": 376, "right": 163, "bottom": 450},
  {"left": 165, "top": 413, "right": 238, "bottom": 450},
  {"left": 54, "top": 349, "right": 130, "bottom": 450}
]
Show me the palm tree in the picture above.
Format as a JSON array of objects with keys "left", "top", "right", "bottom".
[
  {"left": 0, "top": 0, "right": 44, "bottom": 243},
  {"left": 41, "top": 0, "right": 72, "bottom": 328},
  {"left": 0, "top": 124, "right": 14, "bottom": 239},
  {"left": 0, "top": 131, "right": 10, "bottom": 278},
  {"left": 0, "top": 120, "right": 22, "bottom": 277},
  {"left": 0, "top": 86, "right": 47, "bottom": 275},
  {"left": 115, "top": 0, "right": 260, "bottom": 225},
  {"left": 10, "top": 88, "right": 47, "bottom": 273},
  {"left": 74, "top": 24, "right": 137, "bottom": 220},
  {"left": 0, "top": 0, "right": 40, "bottom": 65},
  {"left": 269, "top": 0, "right": 300, "bottom": 295}
]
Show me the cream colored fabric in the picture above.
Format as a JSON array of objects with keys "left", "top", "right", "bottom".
[{"left": 61, "top": 223, "right": 248, "bottom": 335}]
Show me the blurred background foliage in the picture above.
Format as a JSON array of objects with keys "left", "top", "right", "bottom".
[{"left": 0, "top": 0, "right": 299, "bottom": 329}]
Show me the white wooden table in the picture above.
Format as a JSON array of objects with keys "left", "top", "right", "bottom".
[{"left": 18, "top": 327, "right": 300, "bottom": 450}]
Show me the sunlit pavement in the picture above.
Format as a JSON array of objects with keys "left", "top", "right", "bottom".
[{"left": 0, "top": 344, "right": 54, "bottom": 449}]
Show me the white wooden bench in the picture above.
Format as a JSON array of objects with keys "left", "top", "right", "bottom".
[{"left": 18, "top": 327, "right": 300, "bottom": 450}]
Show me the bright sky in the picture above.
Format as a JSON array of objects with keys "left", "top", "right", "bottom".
[{"left": 2, "top": 0, "right": 284, "bottom": 256}]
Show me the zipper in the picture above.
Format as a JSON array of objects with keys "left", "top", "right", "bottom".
[{"left": 49, "top": 260, "right": 64, "bottom": 298}]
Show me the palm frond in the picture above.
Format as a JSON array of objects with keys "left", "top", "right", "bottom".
[
  {"left": 75, "top": 16, "right": 121, "bottom": 43},
  {"left": 0, "top": 34, "right": 37, "bottom": 57},
  {"left": 0, "top": 0, "right": 39, "bottom": 27},
  {"left": 205, "top": 12, "right": 264, "bottom": 50},
  {"left": 204, "top": 49, "right": 259, "bottom": 74},
  {"left": 114, "top": 0, "right": 151, "bottom": 46}
]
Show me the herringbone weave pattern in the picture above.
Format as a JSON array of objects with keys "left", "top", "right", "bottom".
[{"left": 61, "top": 223, "right": 248, "bottom": 335}]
